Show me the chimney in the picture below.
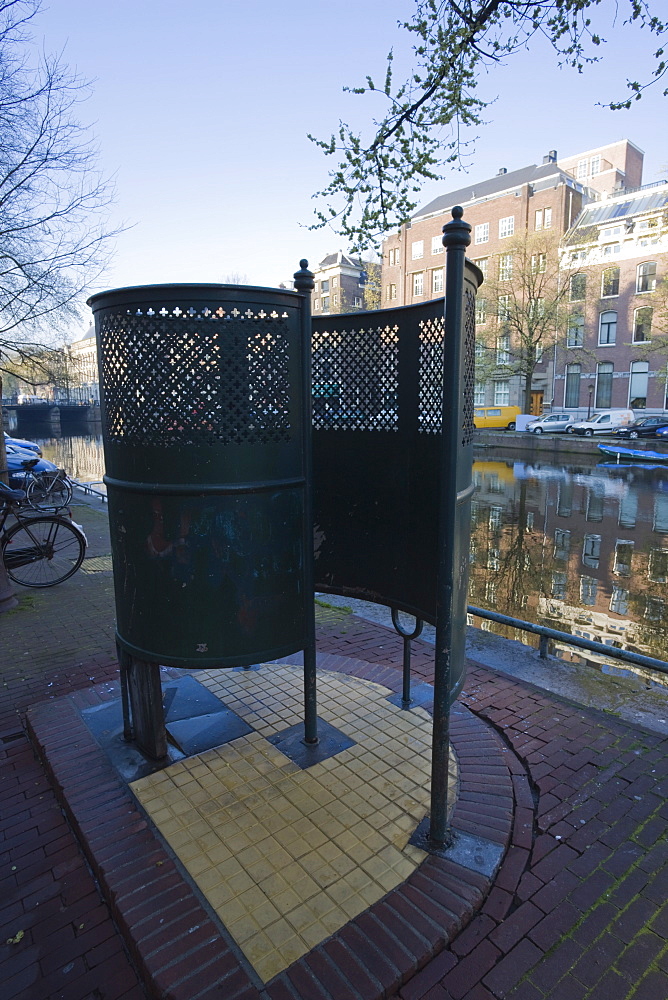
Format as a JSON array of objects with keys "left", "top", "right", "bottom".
[
  {"left": 543, "top": 150, "right": 558, "bottom": 164},
  {"left": 498, "top": 167, "right": 507, "bottom": 175}
]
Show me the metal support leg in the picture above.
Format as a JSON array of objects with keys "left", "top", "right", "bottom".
[
  {"left": 391, "top": 609, "right": 424, "bottom": 709},
  {"left": 117, "top": 643, "right": 133, "bottom": 743}
]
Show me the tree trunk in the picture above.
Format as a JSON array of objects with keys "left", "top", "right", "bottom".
[{"left": 0, "top": 379, "right": 18, "bottom": 612}]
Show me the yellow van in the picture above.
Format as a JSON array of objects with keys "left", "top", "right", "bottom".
[{"left": 473, "top": 406, "right": 521, "bottom": 430}]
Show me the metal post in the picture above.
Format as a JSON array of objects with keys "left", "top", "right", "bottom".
[
  {"left": 117, "top": 643, "right": 134, "bottom": 742},
  {"left": 430, "top": 207, "right": 471, "bottom": 849},
  {"left": 294, "top": 260, "right": 318, "bottom": 745},
  {"left": 391, "top": 608, "right": 424, "bottom": 708}
]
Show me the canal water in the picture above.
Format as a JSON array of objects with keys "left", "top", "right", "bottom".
[{"left": 30, "top": 431, "right": 668, "bottom": 675}]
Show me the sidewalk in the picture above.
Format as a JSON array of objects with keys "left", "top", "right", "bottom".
[{"left": 1, "top": 497, "right": 667, "bottom": 1000}]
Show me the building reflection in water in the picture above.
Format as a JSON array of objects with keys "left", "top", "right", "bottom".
[
  {"left": 25, "top": 433, "right": 668, "bottom": 681},
  {"left": 469, "top": 456, "right": 668, "bottom": 680}
]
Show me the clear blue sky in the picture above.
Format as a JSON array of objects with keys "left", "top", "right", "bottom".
[{"left": 33, "top": 0, "right": 667, "bottom": 334}]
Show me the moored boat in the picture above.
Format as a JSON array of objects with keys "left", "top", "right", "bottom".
[{"left": 598, "top": 444, "right": 668, "bottom": 464}]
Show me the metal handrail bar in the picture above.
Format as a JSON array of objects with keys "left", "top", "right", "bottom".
[
  {"left": 468, "top": 604, "right": 668, "bottom": 677},
  {"left": 70, "top": 479, "right": 108, "bottom": 502}
]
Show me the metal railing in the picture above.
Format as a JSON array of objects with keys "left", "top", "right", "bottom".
[
  {"left": 469, "top": 604, "right": 668, "bottom": 677},
  {"left": 70, "top": 479, "right": 107, "bottom": 502}
]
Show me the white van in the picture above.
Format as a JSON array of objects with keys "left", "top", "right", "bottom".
[{"left": 571, "top": 410, "right": 634, "bottom": 436}]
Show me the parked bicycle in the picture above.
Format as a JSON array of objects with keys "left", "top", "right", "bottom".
[
  {"left": 0, "top": 482, "right": 86, "bottom": 587},
  {"left": 10, "top": 457, "right": 73, "bottom": 512}
]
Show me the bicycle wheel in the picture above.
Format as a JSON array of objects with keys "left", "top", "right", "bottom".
[
  {"left": 3, "top": 516, "right": 86, "bottom": 587},
  {"left": 26, "top": 471, "right": 73, "bottom": 512}
]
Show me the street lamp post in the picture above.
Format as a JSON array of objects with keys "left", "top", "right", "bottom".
[{"left": 587, "top": 384, "right": 594, "bottom": 419}]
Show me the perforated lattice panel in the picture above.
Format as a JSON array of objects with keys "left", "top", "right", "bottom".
[
  {"left": 312, "top": 324, "right": 399, "bottom": 430},
  {"left": 418, "top": 316, "right": 446, "bottom": 434},
  {"left": 462, "top": 286, "right": 476, "bottom": 446},
  {"left": 99, "top": 306, "right": 294, "bottom": 446}
]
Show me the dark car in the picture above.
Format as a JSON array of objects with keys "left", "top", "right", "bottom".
[
  {"left": 614, "top": 415, "right": 668, "bottom": 439},
  {"left": 4, "top": 431, "right": 42, "bottom": 456}
]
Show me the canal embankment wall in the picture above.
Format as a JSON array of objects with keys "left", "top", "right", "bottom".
[{"left": 475, "top": 429, "right": 668, "bottom": 461}]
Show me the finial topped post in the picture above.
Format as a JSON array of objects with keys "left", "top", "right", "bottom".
[
  {"left": 293, "top": 260, "right": 314, "bottom": 293},
  {"left": 441, "top": 206, "right": 471, "bottom": 250}
]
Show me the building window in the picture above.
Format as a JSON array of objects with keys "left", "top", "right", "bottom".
[
  {"left": 499, "top": 216, "right": 514, "bottom": 239},
  {"left": 497, "top": 295, "right": 510, "bottom": 321},
  {"left": 610, "top": 586, "right": 629, "bottom": 615},
  {"left": 321, "top": 296, "right": 329, "bottom": 310},
  {"left": 474, "top": 382, "right": 486, "bottom": 405},
  {"left": 431, "top": 269, "right": 443, "bottom": 294},
  {"left": 629, "top": 361, "right": 649, "bottom": 409},
  {"left": 551, "top": 572, "right": 567, "bottom": 599},
  {"left": 554, "top": 529, "right": 571, "bottom": 561},
  {"left": 613, "top": 540, "right": 633, "bottom": 577},
  {"left": 603, "top": 243, "right": 621, "bottom": 257},
  {"left": 570, "top": 273, "right": 586, "bottom": 301},
  {"left": 475, "top": 297, "right": 487, "bottom": 325},
  {"left": 531, "top": 253, "right": 546, "bottom": 273},
  {"left": 529, "top": 297, "right": 545, "bottom": 320},
  {"left": 475, "top": 223, "right": 489, "bottom": 245},
  {"left": 313, "top": 298, "right": 319, "bottom": 310},
  {"left": 331, "top": 276, "right": 337, "bottom": 288},
  {"left": 580, "top": 576, "right": 598, "bottom": 606},
  {"left": 353, "top": 296, "right": 362, "bottom": 307},
  {"left": 649, "top": 549, "right": 668, "bottom": 583},
  {"left": 413, "top": 272, "right": 424, "bottom": 296},
  {"left": 567, "top": 313, "right": 584, "bottom": 348},
  {"left": 496, "top": 334, "right": 510, "bottom": 365},
  {"left": 565, "top": 364, "right": 581, "bottom": 407},
  {"left": 387, "top": 283, "right": 397, "bottom": 301},
  {"left": 634, "top": 306, "right": 652, "bottom": 342},
  {"left": 494, "top": 381, "right": 510, "bottom": 405},
  {"left": 599, "top": 311, "right": 617, "bottom": 345},
  {"left": 637, "top": 261, "right": 657, "bottom": 293},
  {"left": 535, "top": 209, "right": 543, "bottom": 231},
  {"left": 577, "top": 159, "right": 588, "bottom": 179},
  {"left": 473, "top": 257, "right": 488, "bottom": 279},
  {"left": 411, "top": 240, "right": 424, "bottom": 260},
  {"left": 332, "top": 293, "right": 338, "bottom": 308},
  {"left": 582, "top": 534, "right": 601, "bottom": 569},
  {"left": 321, "top": 280, "right": 329, "bottom": 293},
  {"left": 596, "top": 362, "right": 613, "bottom": 408},
  {"left": 499, "top": 254, "right": 513, "bottom": 280},
  {"left": 431, "top": 235, "right": 444, "bottom": 255},
  {"left": 388, "top": 247, "right": 400, "bottom": 266},
  {"left": 601, "top": 267, "right": 620, "bottom": 297},
  {"left": 544, "top": 208, "right": 552, "bottom": 229}
]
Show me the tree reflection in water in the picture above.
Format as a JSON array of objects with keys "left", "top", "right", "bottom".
[{"left": 469, "top": 455, "right": 668, "bottom": 670}]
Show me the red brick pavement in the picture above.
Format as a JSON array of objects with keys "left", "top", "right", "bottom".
[{"left": 2, "top": 524, "right": 668, "bottom": 999}]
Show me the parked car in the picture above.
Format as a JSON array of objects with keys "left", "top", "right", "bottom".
[
  {"left": 525, "top": 413, "right": 577, "bottom": 434},
  {"left": 614, "top": 415, "right": 668, "bottom": 439},
  {"left": 4, "top": 431, "right": 42, "bottom": 456},
  {"left": 473, "top": 406, "right": 521, "bottom": 431},
  {"left": 571, "top": 410, "right": 635, "bottom": 436},
  {"left": 5, "top": 450, "right": 58, "bottom": 487},
  {"left": 655, "top": 426, "right": 668, "bottom": 440}
]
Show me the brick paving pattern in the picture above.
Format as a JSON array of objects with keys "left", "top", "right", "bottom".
[{"left": 1, "top": 499, "right": 667, "bottom": 998}]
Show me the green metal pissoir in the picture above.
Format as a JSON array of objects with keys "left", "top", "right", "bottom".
[{"left": 88, "top": 276, "right": 318, "bottom": 757}]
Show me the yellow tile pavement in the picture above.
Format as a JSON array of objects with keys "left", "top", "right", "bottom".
[{"left": 131, "top": 665, "right": 457, "bottom": 984}]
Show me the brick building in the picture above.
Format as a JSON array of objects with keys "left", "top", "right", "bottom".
[
  {"left": 311, "top": 252, "right": 368, "bottom": 315},
  {"left": 554, "top": 182, "right": 668, "bottom": 413},
  {"left": 380, "top": 140, "right": 659, "bottom": 414}
]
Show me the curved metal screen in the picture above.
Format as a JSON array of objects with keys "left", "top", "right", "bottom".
[{"left": 312, "top": 262, "right": 480, "bottom": 702}]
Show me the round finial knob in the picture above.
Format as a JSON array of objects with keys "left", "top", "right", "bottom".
[
  {"left": 442, "top": 206, "right": 471, "bottom": 249},
  {"left": 293, "top": 259, "right": 315, "bottom": 293}
]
